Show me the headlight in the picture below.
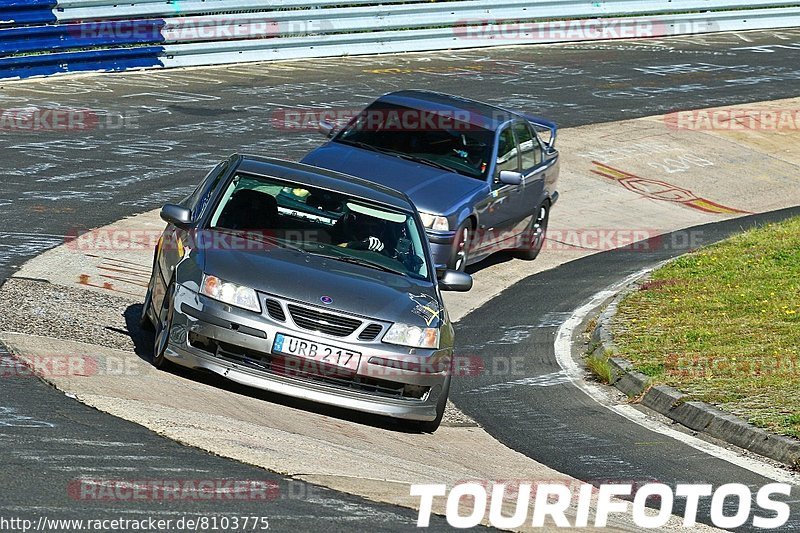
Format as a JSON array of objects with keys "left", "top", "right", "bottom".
[
  {"left": 382, "top": 323, "right": 440, "bottom": 349},
  {"left": 419, "top": 212, "right": 449, "bottom": 231},
  {"left": 201, "top": 274, "right": 261, "bottom": 313}
]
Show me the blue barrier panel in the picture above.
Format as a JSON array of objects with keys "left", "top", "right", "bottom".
[
  {"left": 0, "top": 0, "right": 55, "bottom": 7},
  {"left": 0, "top": 7, "right": 57, "bottom": 25},
  {"left": 0, "top": 19, "right": 166, "bottom": 55},
  {"left": 0, "top": 0, "right": 798, "bottom": 80},
  {"left": 0, "top": 46, "right": 164, "bottom": 79},
  {"left": 0, "top": 0, "right": 57, "bottom": 25}
]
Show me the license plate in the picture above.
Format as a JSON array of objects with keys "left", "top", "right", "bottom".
[{"left": 272, "top": 333, "right": 361, "bottom": 371}]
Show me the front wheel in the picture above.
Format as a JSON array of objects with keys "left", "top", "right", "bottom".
[
  {"left": 140, "top": 246, "right": 160, "bottom": 331},
  {"left": 139, "top": 285, "right": 155, "bottom": 331},
  {"left": 447, "top": 223, "right": 471, "bottom": 272},
  {"left": 403, "top": 377, "right": 450, "bottom": 433},
  {"left": 152, "top": 283, "right": 175, "bottom": 370},
  {"left": 517, "top": 203, "right": 549, "bottom": 260}
]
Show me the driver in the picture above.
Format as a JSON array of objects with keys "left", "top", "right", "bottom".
[
  {"left": 331, "top": 210, "right": 387, "bottom": 252},
  {"left": 452, "top": 133, "right": 486, "bottom": 173}
]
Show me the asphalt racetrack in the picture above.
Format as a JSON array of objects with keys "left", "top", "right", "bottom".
[
  {"left": 452, "top": 207, "right": 800, "bottom": 531},
  {"left": 1, "top": 28, "right": 800, "bottom": 530}
]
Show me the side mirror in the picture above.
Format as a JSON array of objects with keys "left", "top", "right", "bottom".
[
  {"left": 318, "top": 119, "right": 338, "bottom": 138},
  {"left": 160, "top": 203, "right": 192, "bottom": 228},
  {"left": 498, "top": 170, "right": 523, "bottom": 186},
  {"left": 438, "top": 269, "right": 473, "bottom": 292}
]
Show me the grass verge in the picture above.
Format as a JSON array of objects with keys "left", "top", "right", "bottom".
[
  {"left": 586, "top": 353, "right": 614, "bottom": 385},
  {"left": 612, "top": 217, "right": 800, "bottom": 438}
]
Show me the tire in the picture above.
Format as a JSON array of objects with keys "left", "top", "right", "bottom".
[
  {"left": 140, "top": 247, "right": 160, "bottom": 331},
  {"left": 448, "top": 222, "right": 472, "bottom": 272},
  {"left": 404, "top": 377, "right": 450, "bottom": 433},
  {"left": 139, "top": 285, "right": 155, "bottom": 331},
  {"left": 152, "top": 283, "right": 175, "bottom": 370},
  {"left": 517, "top": 202, "right": 549, "bottom": 260}
]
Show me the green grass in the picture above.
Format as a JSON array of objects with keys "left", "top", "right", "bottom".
[
  {"left": 587, "top": 353, "right": 614, "bottom": 385},
  {"left": 612, "top": 217, "right": 800, "bottom": 438}
]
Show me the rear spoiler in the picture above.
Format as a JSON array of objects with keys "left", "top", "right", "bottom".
[{"left": 524, "top": 114, "right": 557, "bottom": 152}]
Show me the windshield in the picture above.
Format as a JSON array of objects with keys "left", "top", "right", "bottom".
[
  {"left": 334, "top": 102, "right": 495, "bottom": 180},
  {"left": 207, "top": 173, "right": 431, "bottom": 280}
]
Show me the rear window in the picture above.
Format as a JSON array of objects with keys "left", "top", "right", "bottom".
[{"left": 335, "top": 102, "right": 495, "bottom": 180}]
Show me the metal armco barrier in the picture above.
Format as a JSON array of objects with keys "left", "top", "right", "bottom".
[{"left": 1, "top": 0, "right": 799, "bottom": 79}]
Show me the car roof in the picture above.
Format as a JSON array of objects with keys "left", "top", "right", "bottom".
[
  {"left": 235, "top": 155, "right": 415, "bottom": 212},
  {"left": 375, "top": 90, "right": 521, "bottom": 130}
]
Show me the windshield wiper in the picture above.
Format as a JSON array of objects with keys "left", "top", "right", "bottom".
[
  {"left": 389, "top": 152, "right": 454, "bottom": 173},
  {"left": 336, "top": 138, "right": 382, "bottom": 153},
  {"left": 322, "top": 253, "right": 407, "bottom": 276},
  {"left": 338, "top": 139, "right": 455, "bottom": 173},
  {"left": 337, "top": 256, "right": 406, "bottom": 275},
  {"left": 210, "top": 228, "right": 307, "bottom": 254}
]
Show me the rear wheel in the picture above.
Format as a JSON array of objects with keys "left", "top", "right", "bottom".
[
  {"left": 517, "top": 203, "right": 549, "bottom": 260},
  {"left": 448, "top": 223, "right": 472, "bottom": 272},
  {"left": 152, "top": 283, "right": 175, "bottom": 370}
]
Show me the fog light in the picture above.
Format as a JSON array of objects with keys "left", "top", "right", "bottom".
[{"left": 428, "top": 383, "right": 443, "bottom": 401}]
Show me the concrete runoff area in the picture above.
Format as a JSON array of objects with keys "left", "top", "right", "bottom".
[{"left": 3, "top": 97, "right": 800, "bottom": 529}]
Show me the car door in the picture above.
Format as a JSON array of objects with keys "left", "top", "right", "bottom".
[
  {"left": 473, "top": 125, "right": 520, "bottom": 253},
  {"left": 511, "top": 121, "right": 546, "bottom": 236},
  {"left": 152, "top": 160, "right": 230, "bottom": 312}
]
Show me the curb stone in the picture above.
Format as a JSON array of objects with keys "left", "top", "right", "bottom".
[{"left": 588, "top": 274, "right": 800, "bottom": 469}]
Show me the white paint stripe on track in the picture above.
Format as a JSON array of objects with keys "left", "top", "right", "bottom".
[{"left": 553, "top": 265, "right": 800, "bottom": 486}]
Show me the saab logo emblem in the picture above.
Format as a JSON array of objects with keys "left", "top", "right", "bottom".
[{"left": 320, "top": 296, "right": 333, "bottom": 305}]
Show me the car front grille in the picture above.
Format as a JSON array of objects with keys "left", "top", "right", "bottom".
[
  {"left": 264, "top": 298, "right": 286, "bottom": 322},
  {"left": 287, "top": 304, "right": 362, "bottom": 337},
  {"left": 358, "top": 323, "right": 383, "bottom": 341}
]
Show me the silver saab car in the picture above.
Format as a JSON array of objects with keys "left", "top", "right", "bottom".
[{"left": 141, "top": 155, "right": 472, "bottom": 432}]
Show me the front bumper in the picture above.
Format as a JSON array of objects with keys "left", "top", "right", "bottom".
[
  {"left": 164, "top": 285, "right": 450, "bottom": 421},
  {"left": 426, "top": 229, "right": 457, "bottom": 270}
]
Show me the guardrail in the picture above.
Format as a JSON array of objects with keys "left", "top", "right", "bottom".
[{"left": 1, "top": 0, "right": 799, "bottom": 79}]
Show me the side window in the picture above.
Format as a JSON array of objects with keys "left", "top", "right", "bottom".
[
  {"left": 514, "top": 122, "right": 542, "bottom": 172},
  {"left": 183, "top": 161, "right": 229, "bottom": 220},
  {"left": 494, "top": 127, "right": 519, "bottom": 184}
]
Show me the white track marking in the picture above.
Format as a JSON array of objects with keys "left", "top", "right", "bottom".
[
  {"left": 20, "top": 454, "right": 170, "bottom": 461},
  {"left": 0, "top": 232, "right": 69, "bottom": 239},
  {"left": 38, "top": 438, "right": 145, "bottom": 447},
  {"left": 554, "top": 266, "right": 800, "bottom": 485},
  {"left": 464, "top": 371, "right": 572, "bottom": 394}
]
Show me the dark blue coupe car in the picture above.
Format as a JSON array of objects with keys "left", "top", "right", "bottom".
[{"left": 301, "top": 90, "right": 559, "bottom": 272}]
